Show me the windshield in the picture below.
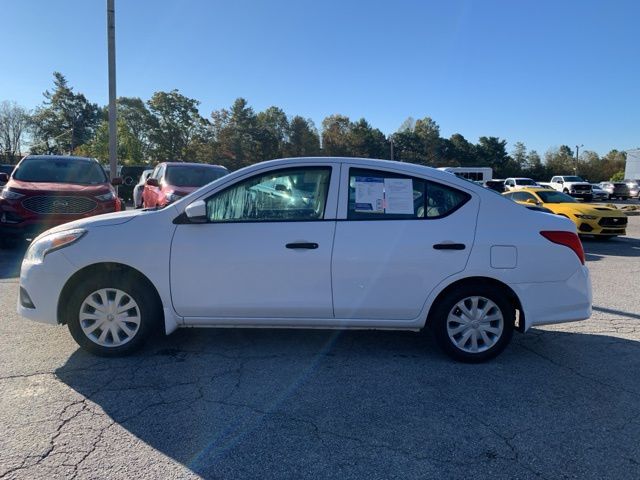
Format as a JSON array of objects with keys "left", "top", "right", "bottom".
[
  {"left": 13, "top": 157, "right": 107, "bottom": 184},
  {"left": 563, "top": 176, "right": 585, "bottom": 182},
  {"left": 516, "top": 179, "right": 537, "bottom": 185},
  {"left": 165, "top": 165, "right": 227, "bottom": 188},
  {"left": 537, "top": 190, "right": 577, "bottom": 203}
]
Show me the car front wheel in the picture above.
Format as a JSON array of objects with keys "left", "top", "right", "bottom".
[
  {"left": 430, "top": 283, "right": 515, "bottom": 362},
  {"left": 66, "top": 276, "right": 159, "bottom": 356}
]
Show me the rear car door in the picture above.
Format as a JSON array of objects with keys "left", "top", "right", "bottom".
[{"left": 331, "top": 166, "right": 479, "bottom": 320}]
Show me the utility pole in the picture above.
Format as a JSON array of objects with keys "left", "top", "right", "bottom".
[
  {"left": 575, "top": 144, "right": 583, "bottom": 175},
  {"left": 107, "top": 0, "right": 117, "bottom": 180}
]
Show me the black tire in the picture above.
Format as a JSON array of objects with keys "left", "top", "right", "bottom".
[
  {"left": 429, "top": 283, "right": 515, "bottom": 363},
  {"left": 65, "top": 273, "right": 161, "bottom": 356}
]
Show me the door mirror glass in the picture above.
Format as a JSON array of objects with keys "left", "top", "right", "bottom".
[
  {"left": 110, "top": 177, "right": 123, "bottom": 186},
  {"left": 185, "top": 200, "right": 207, "bottom": 223},
  {"left": 146, "top": 178, "right": 159, "bottom": 187}
]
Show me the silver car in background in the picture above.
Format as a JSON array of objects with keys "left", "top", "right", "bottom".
[{"left": 133, "top": 169, "right": 153, "bottom": 208}]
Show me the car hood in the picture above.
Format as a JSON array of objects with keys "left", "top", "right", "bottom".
[
  {"left": 7, "top": 179, "right": 111, "bottom": 195},
  {"left": 544, "top": 203, "right": 621, "bottom": 217},
  {"left": 41, "top": 209, "right": 143, "bottom": 236}
]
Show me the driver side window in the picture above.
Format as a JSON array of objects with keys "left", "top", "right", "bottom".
[{"left": 205, "top": 167, "right": 331, "bottom": 222}]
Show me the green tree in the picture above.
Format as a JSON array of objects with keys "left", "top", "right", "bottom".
[
  {"left": 147, "top": 89, "right": 207, "bottom": 162},
  {"left": 211, "top": 97, "right": 259, "bottom": 170},
  {"left": 476, "top": 136, "right": 513, "bottom": 176},
  {"left": 321, "top": 114, "right": 352, "bottom": 156},
  {"left": 414, "top": 117, "right": 442, "bottom": 165},
  {"left": 348, "top": 118, "right": 389, "bottom": 159},
  {"left": 444, "top": 133, "right": 475, "bottom": 167},
  {"left": 0, "top": 101, "right": 30, "bottom": 163},
  {"left": 545, "top": 145, "right": 576, "bottom": 175},
  {"left": 30, "top": 72, "right": 100, "bottom": 154},
  {"left": 284, "top": 116, "right": 321, "bottom": 157},
  {"left": 511, "top": 141, "right": 527, "bottom": 171},
  {"left": 255, "top": 106, "right": 290, "bottom": 160}
]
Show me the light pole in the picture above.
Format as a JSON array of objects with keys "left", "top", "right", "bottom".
[
  {"left": 107, "top": 0, "right": 117, "bottom": 181},
  {"left": 575, "top": 144, "right": 583, "bottom": 175}
]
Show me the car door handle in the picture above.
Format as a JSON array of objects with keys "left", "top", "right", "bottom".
[
  {"left": 433, "top": 243, "right": 466, "bottom": 250},
  {"left": 286, "top": 242, "right": 319, "bottom": 249}
]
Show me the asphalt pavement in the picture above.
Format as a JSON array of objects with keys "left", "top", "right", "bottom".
[{"left": 0, "top": 215, "right": 639, "bottom": 479}]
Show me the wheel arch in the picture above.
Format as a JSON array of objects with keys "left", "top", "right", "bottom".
[
  {"left": 57, "top": 262, "right": 164, "bottom": 329},
  {"left": 425, "top": 276, "right": 525, "bottom": 332}
]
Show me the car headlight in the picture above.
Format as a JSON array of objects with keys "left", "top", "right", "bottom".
[
  {"left": 0, "top": 187, "right": 25, "bottom": 200},
  {"left": 24, "top": 229, "right": 86, "bottom": 265},
  {"left": 167, "top": 192, "right": 183, "bottom": 203},
  {"left": 95, "top": 191, "right": 116, "bottom": 201},
  {"left": 575, "top": 214, "right": 597, "bottom": 220}
]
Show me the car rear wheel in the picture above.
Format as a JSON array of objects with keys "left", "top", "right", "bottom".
[
  {"left": 430, "top": 283, "right": 515, "bottom": 362},
  {"left": 66, "top": 275, "right": 159, "bottom": 356}
]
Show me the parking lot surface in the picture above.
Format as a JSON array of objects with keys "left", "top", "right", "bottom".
[{"left": 0, "top": 217, "right": 639, "bottom": 479}]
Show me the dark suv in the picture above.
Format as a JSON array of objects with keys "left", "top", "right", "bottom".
[{"left": 0, "top": 155, "right": 122, "bottom": 246}]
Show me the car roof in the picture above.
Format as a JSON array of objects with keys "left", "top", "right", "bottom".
[
  {"left": 23, "top": 155, "right": 99, "bottom": 163},
  {"left": 250, "top": 156, "right": 477, "bottom": 185},
  {"left": 161, "top": 162, "right": 227, "bottom": 169}
]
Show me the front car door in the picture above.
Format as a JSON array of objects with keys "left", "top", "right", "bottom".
[
  {"left": 170, "top": 163, "right": 340, "bottom": 321},
  {"left": 331, "top": 165, "right": 479, "bottom": 321}
]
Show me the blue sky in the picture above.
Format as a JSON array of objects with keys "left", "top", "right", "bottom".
[{"left": 1, "top": 0, "right": 639, "bottom": 156}]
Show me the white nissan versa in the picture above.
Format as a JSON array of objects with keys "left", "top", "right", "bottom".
[{"left": 17, "top": 157, "right": 592, "bottom": 362}]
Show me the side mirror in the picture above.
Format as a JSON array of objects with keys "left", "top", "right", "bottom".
[
  {"left": 111, "top": 177, "right": 123, "bottom": 186},
  {"left": 146, "top": 178, "right": 159, "bottom": 187},
  {"left": 185, "top": 200, "right": 207, "bottom": 223},
  {"left": 0, "top": 173, "right": 9, "bottom": 182},
  {"left": 558, "top": 180, "right": 564, "bottom": 184},
  {"left": 525, "top": 198, "right": 537, "bottom": 204}
]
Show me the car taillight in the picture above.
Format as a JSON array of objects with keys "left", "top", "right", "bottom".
[{"left": 540, "top": 231, "right": 585, "bottom": 265}]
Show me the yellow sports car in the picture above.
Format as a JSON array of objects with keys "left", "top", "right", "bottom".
[{"left": 503, "top": 188, "right": 627, "bottom": 238}]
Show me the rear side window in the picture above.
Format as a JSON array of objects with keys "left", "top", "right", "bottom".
[{"left": 347, "top": 168, "right": 470, "bottom": 220}]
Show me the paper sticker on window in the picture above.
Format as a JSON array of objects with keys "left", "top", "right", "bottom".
[
  {"left": 384, "top": 178, "right": 414, "bottom": 214},
  {"left": 355, "top": 177, "right": 384, "bottom": 212}
]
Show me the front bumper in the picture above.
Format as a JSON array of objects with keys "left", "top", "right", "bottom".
[
  {"left": 17, "top": 250, "right": 76, "bottom": 325},
  {"left": 512, "top": 266, "right": 592, "bottom": 331},
  {"left": 0, "top": 201, "right": 119, "bottom": 238}
]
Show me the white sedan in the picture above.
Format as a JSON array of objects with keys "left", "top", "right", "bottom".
[{"left": 18, "top": 157, "right": 592, "bottom": 362}]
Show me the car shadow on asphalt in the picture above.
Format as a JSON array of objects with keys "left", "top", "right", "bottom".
[
  {"left": 54, "top": 327, "right": 640, "bottom": 479},
  {"left": 582, "top": 235, "right": 640, "bottom": 262}
]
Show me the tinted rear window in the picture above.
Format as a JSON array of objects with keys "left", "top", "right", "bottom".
[
  {"left": 165, "top": 166, "right": 228, "bottom": 187},
  {"left": 13, "top": 158, "right": 107, "bottom": 184}
]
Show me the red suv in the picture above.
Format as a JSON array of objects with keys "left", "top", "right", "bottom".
[
  {"left": 142, "top": 162, "right": 228, "bottom": 208},
  {"left": 0, "top": 155, "right": 122, "bottom": 246}
]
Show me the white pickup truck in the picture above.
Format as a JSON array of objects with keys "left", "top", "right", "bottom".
[{"left": 549, "top": 175, "right": 593, "bottom": 201}]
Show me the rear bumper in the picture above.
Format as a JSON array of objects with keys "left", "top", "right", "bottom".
[{"left": 512, "top": 266, "right": 592, "bottom": 331}]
